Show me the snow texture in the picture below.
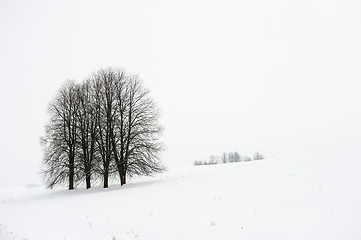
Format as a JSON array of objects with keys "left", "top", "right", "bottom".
[{"left": 1, "top": 148, "right": 361, "bottom": 240}]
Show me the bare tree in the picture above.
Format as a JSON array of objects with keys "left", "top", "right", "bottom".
[
  {"left": 222, "top": 152, "right": 228, "bottom": 163},
  {"left": 91, "top": 70, "right": 118, "bottom": 188},
  {"left": 194, "top": 160, "right": 203, "bottom": 166},
  {"left": 228, "top": 152, "right": 234, "bottom": 163},
  {"left": 90, "top": 68, "right": 164, "bottom": 187},
  {"left": 209, "top": 155, "right": 218, "bottom": 165},
  {"left": 42, "top": 80, "right": 79, "bottom": 189},
  {"left": 234, "top": 151, "right": 240, "bottom": 162},
  {"left": 42, "top": 67, "right": 164, "bottom": 189},
  {"left": 109, "top": 70, "right": 128, "bottom": 185},
  {"left": 115, "top": 74, "right": 164, "bottom": 184},
  {"left": 253, "top": 152, "right": 264, "bottom": 160},
  {"left": 75, "top": 81, "right": 98, "bottom": 189}
]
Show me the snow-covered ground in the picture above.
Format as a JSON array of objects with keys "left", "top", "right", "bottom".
[{"left": 1, "top": 148, "right": 361, "bottom": 240}]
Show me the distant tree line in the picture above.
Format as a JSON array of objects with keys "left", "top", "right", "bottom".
[
  {"left": 194, "top": 151, "right": 264, "bottom": 166},
  {"left": 41, "top": 68, "right": 164, "bottom": 190}
]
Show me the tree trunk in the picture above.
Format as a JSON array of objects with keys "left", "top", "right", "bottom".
[
  {"left": 118, "top": 171, "right": 123, "bottom": 185},
  {"left": 121, "top": 173, "right": 126, "bottom": 186},
  {"left": 103, "top": 171, "right": 109, "bottom": 188},
  {"left": 69, "top": 156, "right": 74, "bottom": 190},
  {"left": 116, "top": 162, "right": 124, "bottom": 186},
  {"left": 85, "top": 172, "right": 91, "bottom": 189}
]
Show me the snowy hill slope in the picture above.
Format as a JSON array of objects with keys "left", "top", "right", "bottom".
[{"left": 1, "top": 148, "right": 361, "bottom": 240}]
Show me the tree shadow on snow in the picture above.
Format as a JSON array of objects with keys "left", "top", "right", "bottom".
[{"left": 43, "top": 177, "right": 164, "bottom": 198}]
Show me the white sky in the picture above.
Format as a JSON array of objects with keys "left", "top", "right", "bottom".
[{"left": 1, "top": 0, "right": 361, "bottom": 186}]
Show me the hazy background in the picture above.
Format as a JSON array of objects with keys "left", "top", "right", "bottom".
[{"left": 0, "top": 0, "right": 360, "bottom": 186}]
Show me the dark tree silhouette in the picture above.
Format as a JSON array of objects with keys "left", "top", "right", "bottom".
[
  {"left": 42, "top": 80, "right": 79, "bottom": 189},
  {"left": 75, "top": 81, "right": 98, "bottom": 189},
  {"left": 41, "top": 68, "right": 164, "bottom": 189},
  {"left": 91, "top": 70, "right": 118, "bottom": 188},
  {"left": 111, "top": 72, "right": 164, "bottom": 185}
]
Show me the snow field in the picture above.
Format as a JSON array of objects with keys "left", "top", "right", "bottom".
[{"left": 0, "top": 148, "right": 360, "bottom": 240}]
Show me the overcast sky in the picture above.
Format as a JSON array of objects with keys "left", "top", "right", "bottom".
[{"left": 0, "top": 0, "right": 360, "bottom": 186}]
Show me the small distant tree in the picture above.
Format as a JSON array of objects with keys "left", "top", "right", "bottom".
[
  {"left": 222, "top": 152, "right": 227, "bottom": 163},
  {"left": 228, "top": 152, "right": 235, "bottom": 163},
  {"left": 194, "top": 160, "right": 203, "bottom": 166},
  {"left": 209, "top": 155, "right": 218, "bottom": 165},
  {"left": 234, "top": 151, "right": 240, "bottom": 162},
  {"left": 253, "top": 152, "right": 264, "bottom": 160},
  {"left": 196, "top": 151, "right": 264, "bottom": 167}
]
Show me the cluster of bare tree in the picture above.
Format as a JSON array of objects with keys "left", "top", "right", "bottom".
[
  {"left": 194, "top": 151, "right": 264, "bottom": 166},
  {"left": 41, "top": 68, "right": 164, "bottom": 190}
]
